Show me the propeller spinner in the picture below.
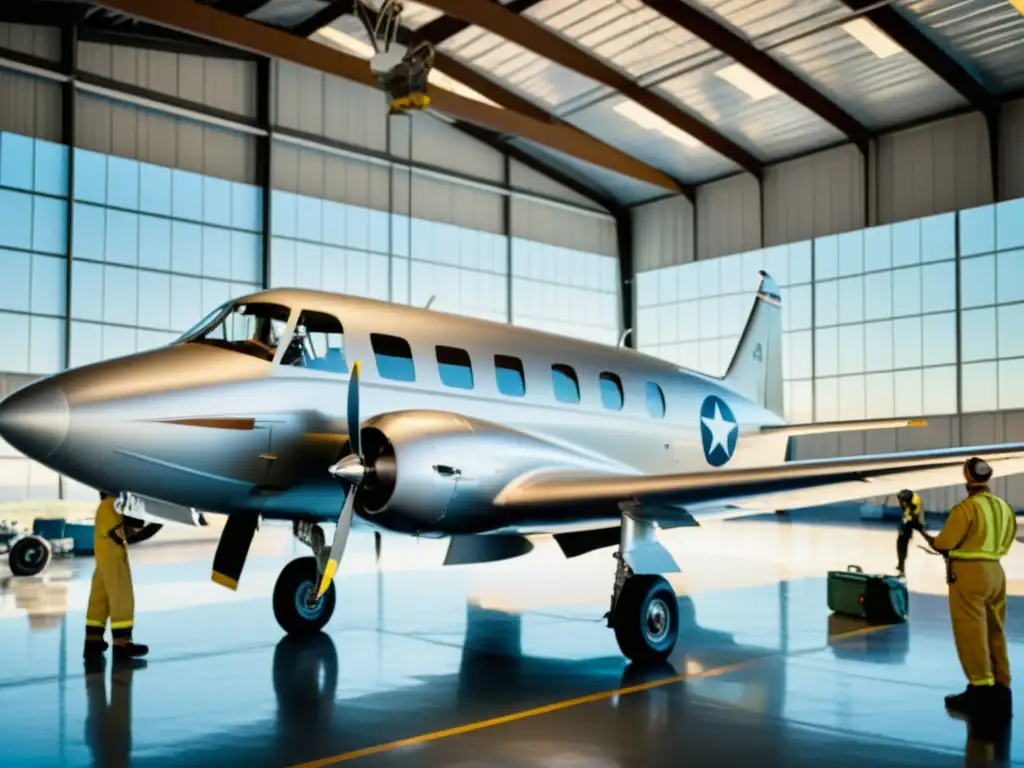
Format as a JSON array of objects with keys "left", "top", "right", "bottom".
[{"left": 317, "top": 360, "right": 368, "bottom": 599}]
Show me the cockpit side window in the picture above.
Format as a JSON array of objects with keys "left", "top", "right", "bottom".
[
  {"left": 189, "top": 302, "right": 291, "bottom": 362},
  {"left": 288, "top": 310, "right": 347, "bottom": 373}
]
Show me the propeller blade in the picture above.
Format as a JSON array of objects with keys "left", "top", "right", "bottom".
[
  {"left": 316, "top": 487, "right": 356, "bottom": 599},
  {"left": 347, "top": 360, "right": 361, "bottom": 458},
  {"left": 374, "top": 531, "right": 382, "bottom": 564}
]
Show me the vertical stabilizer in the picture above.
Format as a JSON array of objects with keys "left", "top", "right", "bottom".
[{"left": 724, "top": 271, "right": 783, "bottom": 417}]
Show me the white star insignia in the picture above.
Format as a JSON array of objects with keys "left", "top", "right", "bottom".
[{"left": 702, "top": 403, "right": 737, "bottom": 458}]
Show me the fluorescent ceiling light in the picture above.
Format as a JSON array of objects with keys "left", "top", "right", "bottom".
[
  {"left": 714, "top": 63, "right": 779, "bottom": 101},
  {"left": 313, "top": 28, "right": 499, "bottom": 107},
  {"left": 841, "top": 17, "right": 904, "bottom": 59},
  {"left": 613, "top": 100, "right": 702, "bottom": 149}
]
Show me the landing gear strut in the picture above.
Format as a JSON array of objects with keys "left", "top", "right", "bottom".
[
  {"left": 606, "top": 504, "right": 680, "bottom": 665},
  {"left": 272, "top": 522, "right": 336, "bottom": 636}
]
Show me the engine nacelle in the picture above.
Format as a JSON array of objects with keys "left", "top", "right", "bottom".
[{"left": 353, "top": 411, "right": 600, "bottom": 535}]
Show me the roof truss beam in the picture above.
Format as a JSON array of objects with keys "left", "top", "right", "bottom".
[
  {"left": 417, "top": 0, "right": 763, "bottom": 176},
  {"left": 640, "top": 0, "right": 872, "bottom": 152},
  {"left": 839, "top": 0, "right": 995, "bottom": 114},
  {"left": 415, "top": 0, "right": 542, "bottom": 46},
  {"left": 90, "top": 0, "right": 685, "bottom": 195},
  {"left": 348, "top": 2, "right": 695, "bottom": 200}
]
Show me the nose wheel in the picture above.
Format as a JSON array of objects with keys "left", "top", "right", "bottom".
[{"left": 273, "top": 556, "right": 336, "bottom": 636}]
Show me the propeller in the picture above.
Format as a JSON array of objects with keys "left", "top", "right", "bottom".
[{"left": 316, "top": 360, "right": 368, "bottom": 599}]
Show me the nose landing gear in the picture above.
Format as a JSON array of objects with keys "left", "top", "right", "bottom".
[{"left": 272, "top": 522, "right": 336, "bottom": 636}]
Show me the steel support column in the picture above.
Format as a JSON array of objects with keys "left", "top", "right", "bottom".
[
  {"left": 616, "top": 209, "right": 635, "bottom": 348},
  {"left": 61, "top": 22, "right": 76, "bottom": 371},
  {"left": 256, "top": 57, "right": 272, "bottom": 288}
]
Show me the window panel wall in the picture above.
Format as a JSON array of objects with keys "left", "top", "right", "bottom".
[
  {"left": 511, "top": 237, "right": 620, "bottom": 345},
  {"left": 403, "top": 216, "right": 508, "bottom": 324},
  {"left": 635, "top": 242, "right": 813, "bottom": 422},
  {"left": 70, "top": 147, "right": 263, "bottom": 368},
  {"left": 959, "top": 199, "right": 1024, "bottom": 412},
  {"left": 634, "top": 205, "right": 1016, "bottom": 423},
  {"left": 0, "top": 130, "right": 68, "bottom": 503}
]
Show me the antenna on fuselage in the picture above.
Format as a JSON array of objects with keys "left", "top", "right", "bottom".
[
  {"left": 616, "top": 328, "right": 632, "bottom": 350},
  {"left": 425, "top": 295, "right": 436, "bottom": 309}
]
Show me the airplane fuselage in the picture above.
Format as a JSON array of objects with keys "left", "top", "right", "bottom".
[{"left": 0, "top": 288, "right": 787, "bottom": 537}]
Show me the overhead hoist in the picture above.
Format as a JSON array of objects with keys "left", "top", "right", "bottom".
[{"left": 358, "top": 0, "right": 435, "bottom": 114}]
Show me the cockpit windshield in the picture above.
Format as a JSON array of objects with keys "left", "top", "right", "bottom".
[{"left": 189, "top": 302, "right": 292, "bottom": 362}]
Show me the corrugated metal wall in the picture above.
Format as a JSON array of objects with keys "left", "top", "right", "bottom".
[
  {"left": 273, "top": 59, "right": 387, "bottom": 154},
  {"left": 510, "top": 196, "right": 616, "bottom": 256},
  {"left": 875, "top": 111, "right": 993, "bottom": 224},
  {"left": 1002, "top": 98, "right": 1024, "bottom": 203},
  {"left": 389, "top": 113, "right": 504, "bottom": 185},
  {"left": 0, "top": 23, "right": 60, "bottom": 61},
  {"left": 0, "top": 69, "right": 61, "bottom": 143},
  {"left": 508, "top": 158, "right": 604, "bottom": 211},
  {"left": 75, "top": 92, "right": 257, "bottom": 183},
  {"left": 763, "top": 144, "right": 865, "bottom": 245},
  {"left": 271, "top": 139, "right": 390, "bottom": 211},
  {"left": 696, "top": 174, "right": 760, "bottom": 261},
  {"left": 793, "top": 410, "right": 1024, "bottom": 510},
  {"left": 390, "top": 170, "right": 505, "bottom": 234},
  {"left": 77, "top": 41, "right": 258, "bottom": 118},
  {"left": 632, "top": 196, "right": 694, "bottom": 272}
]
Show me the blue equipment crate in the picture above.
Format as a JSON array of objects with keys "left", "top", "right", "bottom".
[
  {"left": 65, "top": 522, "right": 95, "bottom": 555},
  {"left": 32, "top": 518, "right": 66, "bottom": 539}
]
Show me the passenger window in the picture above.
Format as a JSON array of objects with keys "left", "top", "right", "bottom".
[
  {"left": 599, "top": 372, "right": 624, "bottom": 411},
  {"left": 495, "top": 354, "right": 525, "bottom": 397},
  {"left": 289, "top": 310, "right": 347, "bottom": 372},
  {"left": 646, "top": 382, "right": 666, "bottom": 419},
  {"left": 436, "top": 345, "right": 473, "bottom": 389},
  {"left": 371, "top": 333, "right": 415, "bottom": 382},
  {"left": 552, "top": 364, "right": 580, "bottom": 404}
]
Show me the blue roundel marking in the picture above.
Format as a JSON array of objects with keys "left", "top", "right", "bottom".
[{"left": 700, "top": 395, "right": 739, "bottom": 468}]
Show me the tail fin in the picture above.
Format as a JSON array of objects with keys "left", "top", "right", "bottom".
[{"left": 723, "top": 271, "right": 783, "bottom": 416}]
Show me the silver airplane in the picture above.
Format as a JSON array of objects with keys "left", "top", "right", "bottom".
[{"left": 2, "top": 271, "right": 1023, "bottom": 664}]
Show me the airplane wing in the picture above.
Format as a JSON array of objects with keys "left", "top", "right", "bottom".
[
  {"left": 493, "top": 443, "right": 1024, "bottom": 519},
  {"left": 760, "top": 417, "right": 927, "bottom": 438}
]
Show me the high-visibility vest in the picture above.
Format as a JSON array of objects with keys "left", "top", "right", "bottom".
[
  {"left": 949, "top": 492, "right": 1017, "bottom": 561},
  {"left": 901, "top": 492, "right": 923, "bottom": 523}
]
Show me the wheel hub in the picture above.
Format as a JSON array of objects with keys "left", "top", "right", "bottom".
[
  {"left": 295, "top": 581, "right": 324, "bottom": 619},
  {"left": 644, "top": 598, "right": 669, "bottom": 644}
]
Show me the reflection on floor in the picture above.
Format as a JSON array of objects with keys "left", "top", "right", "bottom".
[{"left": 0, "top": 517, "right": 1022, "bottom": 767}]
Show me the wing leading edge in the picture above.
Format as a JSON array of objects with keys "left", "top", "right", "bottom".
[{"left": 493, "top": 443, "right": 1024, "bottom": 518}]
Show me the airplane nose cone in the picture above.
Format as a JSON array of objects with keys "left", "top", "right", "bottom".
[{"left": 0, "top": 383, "right": 69, "bottom": 460}]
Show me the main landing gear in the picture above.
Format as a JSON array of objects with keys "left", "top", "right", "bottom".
[
  {"left": 605, "top": 504, "right": 681, "bottom": 665},
  {"left": 273, "top": 521, "right": 336, "bottom": 636}
]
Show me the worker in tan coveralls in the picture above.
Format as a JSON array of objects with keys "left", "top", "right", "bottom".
[
  {"left": 83, "top": 492, "right": 149, "bottom": 661},
  {"left": 923, "top": 457, "right": 1016, "bottom": 723}
]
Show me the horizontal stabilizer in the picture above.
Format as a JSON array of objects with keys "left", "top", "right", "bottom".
[
  {"left": 444, "top": 534, "right": 534, "bottom": 566},
  {"left": 762, "top": 417, "right": 927, "bottom": 437}
]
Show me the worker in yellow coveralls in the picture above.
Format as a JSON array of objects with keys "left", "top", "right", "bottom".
[
  {"left": 923, "top": 458, "right": 1016, "bottom": 724},
  {"left": 84, "top": 492, "right": 148, "bottom": 661}
]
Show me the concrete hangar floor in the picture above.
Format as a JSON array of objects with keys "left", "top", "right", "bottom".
[{"left": 1, "top": 513, "right": 1022, "bottom": 768}]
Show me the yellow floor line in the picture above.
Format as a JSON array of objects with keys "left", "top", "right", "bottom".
[{"left": 287, "top": 623, "right": 894, "bottom": 767}]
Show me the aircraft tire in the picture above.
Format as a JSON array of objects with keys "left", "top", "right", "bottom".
[
  {"left": 612, "top": 574, "right": 679, "bottom": 665},
  {"left": 273, "top": 556, "right": 336, "bottom": 636},
  {"left": 9, "top": 535, "right": 52, "bottom": 577}
]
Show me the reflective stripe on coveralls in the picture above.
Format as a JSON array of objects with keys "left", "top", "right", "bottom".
[{"left": 949, "top": 494, "right": 1016, "bottom": 561}]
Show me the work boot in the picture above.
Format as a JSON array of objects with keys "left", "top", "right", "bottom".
[
  {"left": 83, "top": 638, "right": 108, "bottom": 659},
  {"left": 994, "top": 683, "right": 1013, "bottom": 721},
  {"left": 945, "top": 685, "right": 976, "bottom": 714},
  {"left": 113, "top": 641, "right": 149, "bottom": 660}
]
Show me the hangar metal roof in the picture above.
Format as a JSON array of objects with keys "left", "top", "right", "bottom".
[{"left": 28, "top": 0, "right": 1024, "bottom": 209}]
